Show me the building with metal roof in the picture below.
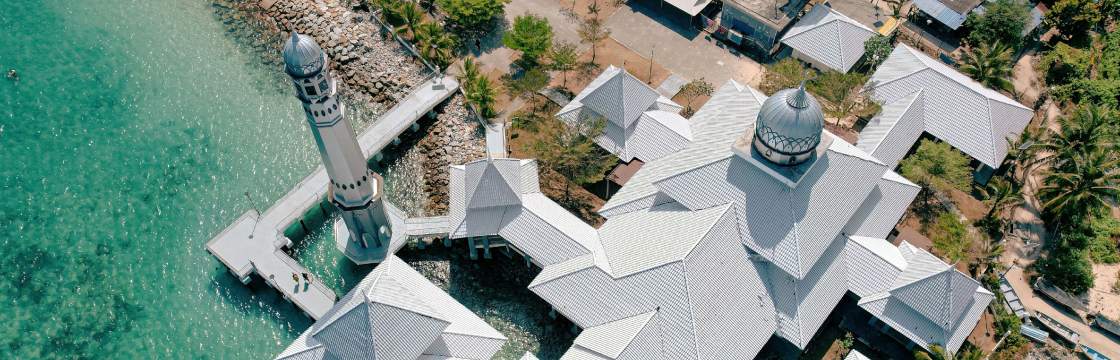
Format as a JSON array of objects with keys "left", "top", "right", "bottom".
[
  {"left": 846, "top": 239, "right": 994, "bottom": 352},
  {"left": 911, "top": 0, "right": 984, "bottom": 29},
  {"left": 275, "top": 255, "right": 506, "bottom": 360},
  {"left": 780, "top": 4, "right": 878, "bottom": 73},
  {"left": 860, "top": 44, "right": 1033, "bottom": 170},
  {"left": 558, "top": 66, "right": 690, "bottom": 163}
]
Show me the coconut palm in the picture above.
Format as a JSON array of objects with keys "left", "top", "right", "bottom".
[
  {"left": 414, "top": 22, "right": 457, "bottom": 68},
  {"left": 959, "top": 42, "right": 1014, "bottom": 93},
  {"left": 395, "top": 2, "right": 424, "bottom": 40},
  {"left": 1037, "top": 150, "right": 1120, "bottom": 222},
  {"left": 466, "top": 76, "right": 498, "bottom": 119},
  {"left": 1003, "top": 118, "right": 1046, "bottom": 186},
  {"left": 1043, "top": 105, "right": 1118, "bottom": 169},
  {"left": 972, "top": 238, "right": 1005, "bottom": 277},
  {"left": 980, "top": 177, "right": 1024, "bottom": 221},
  {"left": 458, "top": 57, "right": 482, "bottom": 92}
]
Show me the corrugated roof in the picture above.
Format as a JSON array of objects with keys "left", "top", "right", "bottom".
[
  {"left": 579, "top": 66, "right": 661, "bottom": 130},
  {"left": 781, "top": 5, "right": 878, "bottom": 73},
  {"left": 911, "top": 0, "right": 982, "bottom": 29},
  {"left": 866, "top": 44, "right": 1033, "bottom": 167},
  {"left": 598, "top": 203, "right": 730, "bottom": 277},
  {"left": 571, "top": 311, "right": 658, "bottom": 358}
]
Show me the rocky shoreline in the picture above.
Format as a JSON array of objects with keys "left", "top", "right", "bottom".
[{"left": 209, "top": 0, "right": 485, "bottom": 217}]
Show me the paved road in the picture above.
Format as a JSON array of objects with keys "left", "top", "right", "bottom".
[{"left": 605, "top": 3, "right": 763, "bottom": 88}]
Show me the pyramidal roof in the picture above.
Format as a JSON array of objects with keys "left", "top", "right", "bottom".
[
  {"left": 781, "top": 5, "right": 877, "bottom": 73},
  {"left": 568, "top": 311, "right": 658, "bottom": 359},
  {"left": 465, "top": 158, "right": 522, "bottom": 209},
  {"left": 889, "top": 248, "right": 979, "bottom": 331},
  {"left": 580, "top": 66, "right": 661, "bottom": 129}
]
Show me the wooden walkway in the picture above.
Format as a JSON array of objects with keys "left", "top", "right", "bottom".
[{"left": 206, "top": 75, "right": 459, "bottom": 320}]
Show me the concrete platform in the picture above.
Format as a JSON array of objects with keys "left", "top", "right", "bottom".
[{"left": 205, "top": 75, "right": 459, "bottom": 319}]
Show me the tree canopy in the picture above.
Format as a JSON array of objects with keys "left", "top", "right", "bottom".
[
  {"left": 963, "top": 0, "right": 1030, "bottom": 49},
  {"left": 502, "top": 14, "right": 553, "bottom": 64},
  {"left": 759, "top": 58, "right": 806, "bottom": 95},
  {"left": 900, "top": 139, "right": 973, "bottom": 196},
  {"left": 959, "top": 42, "right": 1014, "bottom": 93},
  {"left": 808, "top": 71, "right": 878, "bottom": 124},
  {"left": 862, "top": 35, "right": 893, "bottom": 71},
  {"left": 1046, "top": 0, "right": 1102, "bottom": 42},
  {"left": 547, "top": 41, "right": 579, "bottom": 86},
  {"left": 930, "top": 212, "right": 971, "bottom": 264},
  {"left": 522, "top": 115, "right": 616, "bottom": 202},
  {"left": 437, "top": 0, "right": 508, "bottom": 35}
]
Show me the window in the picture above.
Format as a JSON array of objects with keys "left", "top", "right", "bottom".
[
  {"left": 304, "top": 86, "right": 317, "bottom": 96},
  {"left": 318, "top": 80, "right": 329, "bottom": 92}
]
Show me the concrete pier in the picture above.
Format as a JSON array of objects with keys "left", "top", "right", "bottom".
[{"left": 206, "top": 75, "right": 458, "bottom": 319}]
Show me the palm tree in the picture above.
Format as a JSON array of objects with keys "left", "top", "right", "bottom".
[
  {"left": 466, "top": 76, "right": 498, "bottom": 119},
  {"left": 1003, "top": 118, "right": 1046, "bottom": 186},
  {"left": 414, "top": 23, "right": 456, "bottom": 68},
  {"left": 884, "top": 0, "right": 906, "bottom": 18},
  {"left": 1042, "top": 105, "right": 1117, "bottom": 169},
  {"left": 395, "top": 2, "right": 423, "bottom": 40},
  {"left": 458, "top": 57, "right": 482, "bottom": 92},
  {"left": 915, "top": 344, "right": 984, "bottom": 360},
  {"left": 1037, "top": 150, "right": 1120, "bottom": 222},
  {"left": 959, "top": 42, "right": 1014, "bottom": 93},
  {"left": 972, "top": 238, "right": 1005, "bottom": 277},
  {"left": 979, "top": 177, "right": 1024, "bottom": 221}
]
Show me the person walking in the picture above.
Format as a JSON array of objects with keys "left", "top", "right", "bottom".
[
  {"left": 292, "top": 273, "right": 300, "bottom": 284},
  {"left": 301, "top": 273, "right": 311, "bottom": 284}
]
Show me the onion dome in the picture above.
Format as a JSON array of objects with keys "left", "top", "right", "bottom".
[
  {"left": 753, "top": 83, "right": 824, "bottom": 165},
  {"left": 282, "top": 31, "right": 325, "bottom": 78}
]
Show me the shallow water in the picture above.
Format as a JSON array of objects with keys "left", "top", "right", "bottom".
[{"left": 0, "top": 0, "right": 401, "bottom": 358}]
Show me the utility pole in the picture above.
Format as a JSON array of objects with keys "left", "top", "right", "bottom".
[
  {"left": 648, "top": 47, "right": 654, "bottom": 84},
  {"left": 245, "top": 191, "right": 261, "bottom": 239}
]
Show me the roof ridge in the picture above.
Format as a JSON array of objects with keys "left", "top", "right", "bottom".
[{"left": 861, "top": 91, "right": 924, "bottom": 155}]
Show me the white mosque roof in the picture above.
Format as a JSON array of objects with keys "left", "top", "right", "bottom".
[
  {"left": 276, "top": 255, "right": 505, "bottom": 360},
  {"left": 846, "top": 349, "right": 872, "bottom": 360},
  {"left": 781, "top": 5, "right": 878, "bottom": 73},
  {"left": 856, "top": 241, "right": 994, "bottom": 353},
  {"left": 449, "top": 158, "right": 606, "bottom": 267},
  {"left": 558, "top": 66, "right": 689, "bottom": 163},
  {"left": 865, "top": 44, "right": 1033, "bottom": 168}
]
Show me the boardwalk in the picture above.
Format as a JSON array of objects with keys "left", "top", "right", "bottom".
[{"left": 206, "top": 75, "right": 458, "bottom": 319}]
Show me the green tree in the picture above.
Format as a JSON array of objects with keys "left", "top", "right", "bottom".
[
  {"left": 466, "top": 74, "right": 499, "bottom": 118},
  {"left": 437, "top": 0, "right": 508, "bottom": 35},
  {"left": 522, "top": 115, "right": 616, "bottom": 202},
  {"left": 930, "top": 212, "right": 971, "bottom": 264},
  {"left": 1045, "top": 0, "right": 1102, "bottom": 42},
  {"left": 414, "top": 22, "right": 457, "bottom": 68},
  {"left": 679, "top": 78, "right": 714, "bottom": 117},
  {"left": 863, "top": 35, "right": 893, "bottom": 70},
  {"left": 1039, "top": 245, "right": 1095, "bottom": 294},
  {"left": 808, "top": 71, "right": 878, "bottom": 124},
  {"left": 884, "top": 0, "right": 906, "bottom": 18},
  {"left": 502, "top": 14, "right": 554, "bottom": 65},
  {"left": 547, "top": 41, "right": 579, "bottom": 86},
  {"left": 1038, "top": 151, "right": 1120, "bottom": 224},
  {"left": 759, "top": 58, "right": 806, "bottom": 95},
  {"left": 1088, "top": 215, "right": 1120, "bottom": 263},
  {"left": 963, "top": 0, "right": 1029, "bottom": 49},
  {"left": 960, "top": 42, "right": 1014, "bottom": 93},
  {"left": 395, "top": 1, "right": 424, "bottom": 40},
  {"left": 1040, "top": 42, "right": 1092, "bottom": 87},
  {"left": 502, "top": 67, "right": 550, "bottom": 98},
  {"left": 578, "top": 17, "right": 610, "bottom": 63},
  {"left": 900, "top": 139, "right": 973, "bottom": 204},
  {"left": 979, "top": 177, "right": 1023, "bottom": 221},
  {"left": 457, "top": 57, "right": 482, "bottom": 91}
]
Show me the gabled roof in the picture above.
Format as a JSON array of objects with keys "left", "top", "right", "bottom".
[
  {"left": 277, "top": 256, "right": 505, "bottom": 360},
  {"left": 781, "top": 5, "right": 878, "bottom": 73},
  {"left": 856, "top": 91, "right": 926, "bottom": 169},
  {"left": 858, "top": 241, "right": 994, "bottom": 353},
  {"left": 866, "top": 44, "right": 1033, "bottom": 167}
]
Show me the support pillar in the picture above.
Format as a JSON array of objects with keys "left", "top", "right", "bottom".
[
  {"left": 482, "top": 237, "right": 492, "bottom": 259},
  {"left": 443, "top": 236, "right": 452, "bottom": 247},
  {"left": 468, "top": 237, "right": 478, "bottom": 260},
  {"left": 410, "top": 122, "right": 420, "bottom": 132}
]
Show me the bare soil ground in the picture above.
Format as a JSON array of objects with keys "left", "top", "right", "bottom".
[
  {"left": 1090, "top": 264, "right": 1120, "bottom": 320},
  {"left": 558, "top": 37, "right": 672, "bottom": 93}
]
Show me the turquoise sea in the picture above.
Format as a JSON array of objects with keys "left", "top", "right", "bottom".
[{"left": 0, "top": 0, "right": 387, "bottom": 358}]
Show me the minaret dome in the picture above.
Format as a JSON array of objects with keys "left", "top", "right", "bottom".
[
  {"left": 752, "top": 83, "right": 824, "bottom": 165},
  {"left": 282, "top": 32, "right": 326, "bottom": 78}
]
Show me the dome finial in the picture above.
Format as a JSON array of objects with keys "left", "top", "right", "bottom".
[{"left": 787, "top": 81, "right": 809, "bottom": 109}]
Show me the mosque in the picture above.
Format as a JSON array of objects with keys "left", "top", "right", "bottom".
[{"left": 272, "top": 32, "right": 996, "bottom": 360}]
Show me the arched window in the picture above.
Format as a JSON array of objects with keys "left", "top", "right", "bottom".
[{"left": 318, "top": 80, "right": 329, "bottom": 92}]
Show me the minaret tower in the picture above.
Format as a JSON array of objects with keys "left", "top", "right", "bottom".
[{"left": 282, "top": 32, "right": 393, "bottom": 263}]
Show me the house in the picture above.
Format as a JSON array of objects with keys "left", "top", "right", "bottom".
[
  {"left": 275, "top": 255, "right": 507, "bottom": 360},
  {"left": 721, "top": 0, "right": 808, "bottom": 51},
  {"left": 911, "top": 0, "right": 984, "bottom": 30},
  {"left": 780, "top": 4, "right": 878, "bottom": 73},
  {"left": 557, "top": 66, "right": 691, "bottom": 164},
  {"left": 859, "top": 44, "right": 1033, "bottom": 181}
]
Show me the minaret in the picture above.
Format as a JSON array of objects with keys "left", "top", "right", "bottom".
[{"left": 282, "top": 32, "right": 392, "bottom": 262}]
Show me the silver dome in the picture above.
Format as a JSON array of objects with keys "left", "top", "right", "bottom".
[
  {"left": 754, "top": 84, "right": 824, "bottom": 157},
  {"left": 282, "top": 32, "right": 325, "bottom": 78}
]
